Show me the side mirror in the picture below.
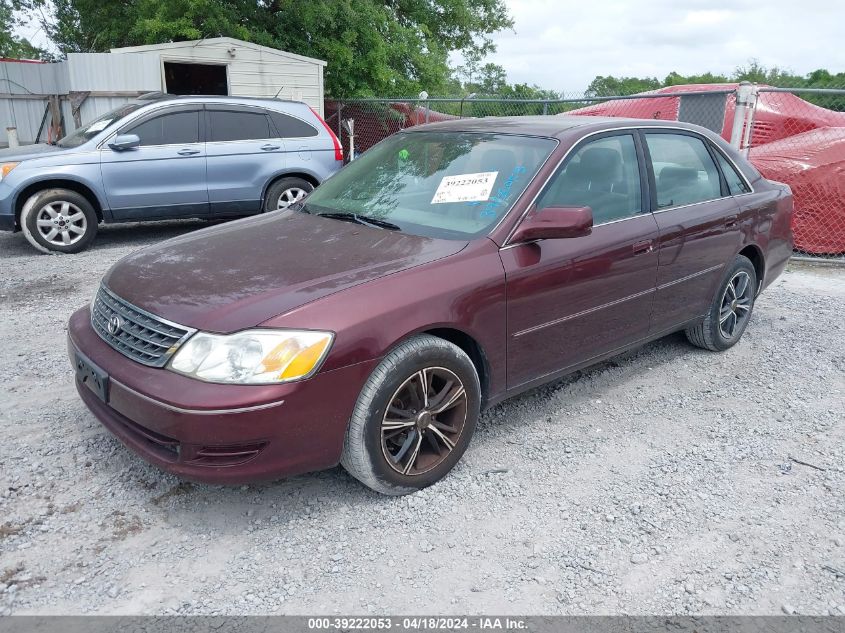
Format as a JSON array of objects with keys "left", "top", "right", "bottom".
[
  {"left": 511, "top": 206, "right": 593, "bottom": 242},
  {"left": 108, "top": 134, "right": 141, "bottom": 151}
]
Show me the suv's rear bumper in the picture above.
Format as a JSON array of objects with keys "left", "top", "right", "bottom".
[{"left": 68, "top": 306, "right": 376, "bottom": 484}]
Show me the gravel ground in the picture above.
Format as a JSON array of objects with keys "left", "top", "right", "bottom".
[{"left": 1, "top": 222, "right": 843, "bottom": 616}]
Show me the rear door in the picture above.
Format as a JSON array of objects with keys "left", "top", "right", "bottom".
[
  {"left": 205, "top": 105, "right": 286, "bottom": 215},
  {"left": 501, "top": 132, "right": 660, "bottom": 389},
  {"left": 100, "top": 105, "right": 208, "bottom": 220},
  {"left": 267, "top": 108, "right": 323, "bottom": 167},
  {"left": 642, "top": 130, "right": 743, "bottom": 333}
]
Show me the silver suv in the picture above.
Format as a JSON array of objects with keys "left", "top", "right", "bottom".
[{"left": 0, "top": 93, "right": 343, "bottom": 253}]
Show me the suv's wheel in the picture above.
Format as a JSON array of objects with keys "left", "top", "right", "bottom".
[
  {"left": 686, "top": 255, "right": 757, "bottom": 351},
  {"left": 341, "top": 335, "right": 481, "bottom": 495},
  {"left": 21, "top": 189, "right": 98, "bottom": 254},
  {"left": 264, "top": 177, "right": 314, "bottom": 212}
]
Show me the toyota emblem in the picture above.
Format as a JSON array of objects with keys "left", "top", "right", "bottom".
[{"left": 107, "top": 314, "right": 124, "bottom": 335}]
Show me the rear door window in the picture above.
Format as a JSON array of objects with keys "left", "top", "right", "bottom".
[
  {"left": 713, "top": 150, "right": 751, "bottom": 195},
  {"left": 126, "top": 110, "right": 200, "bottom": 146},
  {"left": 208, "top": 110, "right": 272, "bottom": 142},
  {"left": 644, "top": 133, "right": 722, "bottom": 208}
]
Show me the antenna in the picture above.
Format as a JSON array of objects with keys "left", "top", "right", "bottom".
[{"left": 274, "top": 85, "right": 285, "bottom": 99}]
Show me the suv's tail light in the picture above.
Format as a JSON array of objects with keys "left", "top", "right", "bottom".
[{"left": 310, "top": 107, "right": 344, "bottom": 162}]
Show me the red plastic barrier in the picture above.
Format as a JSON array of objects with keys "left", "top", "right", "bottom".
[{"left": 750, "top": 127, "right": 845, "bottom": 254}]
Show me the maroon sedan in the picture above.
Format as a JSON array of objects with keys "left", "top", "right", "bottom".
[{"left": 68, "top": 116, "right": 793, "bottom": 495}]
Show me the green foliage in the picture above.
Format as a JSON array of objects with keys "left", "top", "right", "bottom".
[
  {"left": 587, "top": 61, "right": 845, "bottom": 96},
  {"left": 663, "top": 71, "right": 729, "bottom": 86},
  {"left": 23, "top": 0, "right": 513, "bottom": 97},
  {"left": 0, "top": 0, "right": 47, "bottom": 59},
  {"left": 586, "top": 75, "right": 661, "bottom": 97}
]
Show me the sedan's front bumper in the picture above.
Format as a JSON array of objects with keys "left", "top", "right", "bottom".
[{"left": 68, "top": 307, "right": 377, "bottom": 484}]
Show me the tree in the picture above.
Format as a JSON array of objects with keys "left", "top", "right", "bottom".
[
  {"left": 732, "top": 59, "right": 797, "bottom": 86},
  {"left": 0, "top": 0, "right": 46, "bottom": 59},
  {"left": 25, "top": 0, "right": 513, "bottom": 97},
  {"left": 585, "top": 75, "right": 661, "bottom": 97},
  {"left": 663, "top": 71, "right": 728, "bottom": 86}
]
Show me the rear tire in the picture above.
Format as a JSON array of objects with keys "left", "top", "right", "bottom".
[
  {"left": 341, "top": 335, "right": 481, "bottom": 495},
  {"left": 21, "top": 189, "right": 98, "bottom": 254},
  {"left": 685, "top": 255, "right": 757, "bottom": 351},
  {"left": 264, "top": 177, "right": 314, "bottom": 212}
]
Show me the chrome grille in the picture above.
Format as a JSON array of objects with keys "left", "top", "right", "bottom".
[{"left": 91, "top": 285, "right": 195, "bottom": 367}]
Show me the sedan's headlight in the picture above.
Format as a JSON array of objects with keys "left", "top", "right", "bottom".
[
  {"left": 168, "top": 329, "right": 334, "bottom": 384},
  {"left": 0, "top": 162, "right": 19, "bottom": 180}
]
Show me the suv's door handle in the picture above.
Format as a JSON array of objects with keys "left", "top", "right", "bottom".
[
  {"left": 177, "top": 148, "right": 200, "bottom": 156},
  {"left": 725, "top": 215, "right": 739, "bottom": 229},
  {"left": 260, "top": 144, "right": 281, "bottom": 151},
  {"left": 633, "top": 240, "right": 654, "bottom": 256}
]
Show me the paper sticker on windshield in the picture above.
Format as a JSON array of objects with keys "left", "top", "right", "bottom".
[
  {"left": 431, "top": 171, "right": 498, "bottom": 204},
  {"left": 86, "top": 119, "right": 111, "bottom": 133}
]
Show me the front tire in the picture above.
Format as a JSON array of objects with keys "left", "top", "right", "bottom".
[
  {"left": 341, "top": 335, "right": 481, "bottom": 495},
  {"left": 685, "top": 255, "right": 757, "bottom": 351},
  {"left": 21, "top": 189, "right": 98, "bottom": 254},
  {"left": 264, "top": 177, "right": 314, "bottom": 212}
]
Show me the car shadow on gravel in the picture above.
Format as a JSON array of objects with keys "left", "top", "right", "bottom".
[
  {"left": 83, "top": 330, "right": 697, "bottom": 526},
  {"left": 476, "top": 331, "right": 692, "bottom": 435},
  {"left": 0, "top": 219, "right": 212, "bottom": 258}
]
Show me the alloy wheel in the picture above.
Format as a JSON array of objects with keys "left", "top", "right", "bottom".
[
  {"left": 276, "top": 187, "right": 308, "bottom": 209},
  {"left": 35, "top": 201, "right": 87, "bottom": 247},
  {"left": 719, "top": 271, "right": 753, "bottom": 339},
  {"left": 380, "top": 367, "right": 468, "bottom": 476}
]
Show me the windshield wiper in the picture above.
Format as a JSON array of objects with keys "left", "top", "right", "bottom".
[{"left": 316, "top": 212, "right": 400, "bottom": 231}]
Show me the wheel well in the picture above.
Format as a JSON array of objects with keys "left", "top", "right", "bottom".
[
  {"left": 738, "top": 244, "right": 765, "bottom": 291},
  {"left": 263, "top": 172, "right": 320, "bottom": 203},
  {"left": 14, "top": 180, "right": 103, "bottom": 228},
  {"left": 424, "top": 328, "right": 490, "bottom": 405}
]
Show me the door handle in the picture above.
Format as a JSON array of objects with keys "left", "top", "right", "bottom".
[
  {"left": 725, "top": 215, "right": 739, "bottom": 229},
  {"left": 633, "top": 240, "right": 654, "bottom": 256},
  {"left": 260, "top": 144, "right": 281, "bottom": 151},
  {"left": 177, "top": 148, "right": 200, "bottom": 156}
]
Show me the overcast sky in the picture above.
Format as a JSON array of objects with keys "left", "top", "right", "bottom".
[
  {"left": 15, "top": 1, "right": 843, "bottom": 94},
  {"left": 481, "top": 0, "right": 845, "bottom": 92}
]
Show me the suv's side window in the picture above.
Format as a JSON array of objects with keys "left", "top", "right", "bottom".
[
  {"left": 269, "top": 111, "right": 318, "bottom": 138},
  {"left": 125, "top": 110, "right": 200, "bottom": 146},
  {"left": 713, "top": 150, "right": 751, "bottom": 195},
  {"left": 208, "top": 110, "right": 272, "bottom": 142},
  {"left": 536, "top": 134, "right": 642, "bottom": 225},
  {"left": 645, "top": 133, "right": 722, "bottom": 208}
]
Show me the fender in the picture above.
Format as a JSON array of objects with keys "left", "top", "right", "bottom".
[{"left": 12, "top": 170, "right": 110, "bottom": 221}]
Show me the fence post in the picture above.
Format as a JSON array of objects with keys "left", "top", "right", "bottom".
[
  {"left": 729, "top": 82, "right": 754, "bottom": 149},
  {"left": 6, "top": 127, "right": 18, "bottom": 148},
  {"left": 740, "top": 85, "right": 759, "bottom": 156},
  {"left": 543, "top": 101, "right": 549, "bottom": 116}
]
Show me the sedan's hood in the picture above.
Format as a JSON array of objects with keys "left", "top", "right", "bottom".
[
  {"left": 103, "top": 211, "right": 467, "bottom": 332},
  {"left": 0, "top": 143, "right": 70, "bottom": 162}
]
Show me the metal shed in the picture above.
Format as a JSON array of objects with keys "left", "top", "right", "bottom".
[{"left": 0, "top": 37, "right": 326, "bottom": 146}]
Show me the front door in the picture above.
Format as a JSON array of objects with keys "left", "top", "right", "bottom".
[
  {"left": 501, "top": 132, "right": 660, "bottom": 389},
  {"left": 101, "top": 106, "right": 208, "bottom": 220}
]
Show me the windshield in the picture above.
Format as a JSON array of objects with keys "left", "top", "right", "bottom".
[
  {"left": 303, "top": 131, "right": 557, "bottom": 239},
  {"left": 57, "top": 102, "right": 146, "bottom": 148}
]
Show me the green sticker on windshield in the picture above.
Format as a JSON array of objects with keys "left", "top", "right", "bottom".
[{"left": 398, "top": 149, "right": 410, "bottom": 161}]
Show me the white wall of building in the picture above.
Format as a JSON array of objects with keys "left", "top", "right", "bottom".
[{"left": 0, "top": 38, "right": 327, "bottom": 145}]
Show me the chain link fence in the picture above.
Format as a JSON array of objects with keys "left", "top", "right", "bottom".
[
  {"left": 326, "top": 85, "right": 845, "bottom": 263},
  {"left": 745, "top": 88, "right": 845, "bottom": 261}
]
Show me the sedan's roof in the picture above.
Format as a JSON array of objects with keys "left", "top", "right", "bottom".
[{"left": 409, "top": 115, "right": 712, "bottom": 139}]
